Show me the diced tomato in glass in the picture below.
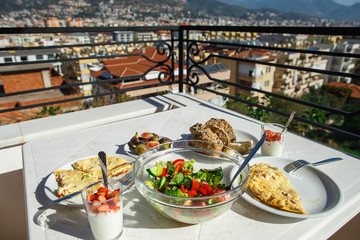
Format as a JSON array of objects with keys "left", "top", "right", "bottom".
[{"left": 265, "top": 130, "right": 281, "bottom": 142}]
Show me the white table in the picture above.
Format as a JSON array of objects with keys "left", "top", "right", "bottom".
[{"left": 22, "top": 102, "right": 360, "bottom": 240}]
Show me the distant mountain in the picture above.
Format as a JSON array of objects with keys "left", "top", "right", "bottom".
[
  {"left": 0, "top": 0, "right": 319, "bottom": 23},
  {"left": 217, "top": 0, "right": 360, "bottom": 21}
]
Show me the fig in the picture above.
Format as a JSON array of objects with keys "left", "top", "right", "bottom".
[
  {"left": 150, "top": 133, "right": 160, "bottom": 142},
  {"left": 159, "top": 137, "right": 172, "bottom": 150},
  {"left": 141, "top": 132, "right": 153, "bottom": 140},
  {"left": 128, "top": 142, "right": 137, "bottom": 154},
  {"left": 136, "top": 143, "right": 149, "bottom": 155},
  {"left": 129, "top": 132, "right": 140, "bottom": 146},
  {"left": 147, "top": 140, "right": 160, "bottom": 149},
  {"left": 159, "top": 137, "right": 171, "bottom": 144}
]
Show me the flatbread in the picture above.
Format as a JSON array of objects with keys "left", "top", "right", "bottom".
[
  {"left": 53, "top": 169, "right": 98, "bottom": 198},
  {"left": 72, "top": 156, "right": 132, "bottom": 179},
  {"left": 248, "top": 163, "right": 307, "bottom": 214}
]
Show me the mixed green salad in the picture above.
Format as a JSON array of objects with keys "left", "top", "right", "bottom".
[{"left": 144, "top": 158, "right": 230, "bottom": 201}]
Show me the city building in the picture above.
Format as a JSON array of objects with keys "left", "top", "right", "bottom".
[
  {"left": 0, "top": 49, "right": 62, "bottom": 73},
  {"left": 314, "top": 40, "right": 359, "bottom": 84},
  {"left": 44, "top": 17, "right": 60, "bottom": 27},
  {"left": 273, "top": 51, "right": 328, "bottom": 97},
  {"left": 218, "top": 48, "right": 277, "bottom": 100},
  {"left": 113, "top": 31, "right": 134, "bottom": 42},
  {"left": 89, "top": 46, "right": 230, "bottom": 104}
]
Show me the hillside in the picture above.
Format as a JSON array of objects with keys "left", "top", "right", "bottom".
[
  {"left": 0, "top": 0, "right": 317, "bottom": 22},
  {"left": 218, "top": 0, "right": 360, "bottom": 21}
]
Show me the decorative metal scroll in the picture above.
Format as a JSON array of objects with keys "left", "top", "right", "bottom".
[
  {"left": 186, "top": 41, "right": 217, "bottom": 86},
  {"left": 139, "top": 41, "right": 174, "bottom": 84}
]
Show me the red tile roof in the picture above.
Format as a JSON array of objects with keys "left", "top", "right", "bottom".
[
  {"left": 93, "top": 47, "right": 172, "bottom": 79},
  {"left": 328, "top": 82, "right": 360, "bottom": 99}
]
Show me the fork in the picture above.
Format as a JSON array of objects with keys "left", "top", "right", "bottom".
[{"left": 283, "top": 157, "right": 343, "bottom": 173}]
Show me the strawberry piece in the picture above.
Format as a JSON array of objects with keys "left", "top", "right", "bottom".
[
  {"left": 97, "top": 203, "right": 110, "bottom": 213},
  {"left": 97, "top": 195, "right": 107, "bottom": 202},
  {"left": 111, "top": 189, "right": 120, "bottom": 197},
  {"left": 109, "top": 205, "right": 120, "bottom": 213},
  {"left": 87, "top": 193, "right": 95, "bottom": 201}
]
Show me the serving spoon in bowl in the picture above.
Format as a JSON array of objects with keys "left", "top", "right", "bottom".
[{"left": 226, "top": 132, "right": 267, "bottom": 190}]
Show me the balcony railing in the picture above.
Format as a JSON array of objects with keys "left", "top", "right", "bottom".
[{"left": 0, "top": 26, "right": 359, "bottom": 145}]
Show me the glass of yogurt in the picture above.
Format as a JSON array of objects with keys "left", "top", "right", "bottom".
[
  {"left": 81, "top": 180, "right": 123, "bottom": 240},
  {"left": 261, "top": 123, "right": 287, "bottom": 157}
]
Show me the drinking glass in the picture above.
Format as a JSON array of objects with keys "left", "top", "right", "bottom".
[
  {"left": 261, "top": 123, "right": 286, "bottom": 157},
  {"left": 81, "top": 180, "right": 123, "bottom": 240}
]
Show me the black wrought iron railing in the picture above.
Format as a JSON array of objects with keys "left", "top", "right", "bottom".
[{"left": 0, "top": 26, "right": 359, "bottom": 143}]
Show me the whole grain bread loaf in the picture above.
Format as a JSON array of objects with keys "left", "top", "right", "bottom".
[
  {"left": 205, "top": 118, "right": 236, "bottom": 143},
  {"left": 189, "top": 118, "right": 236, "bottom": 151}
]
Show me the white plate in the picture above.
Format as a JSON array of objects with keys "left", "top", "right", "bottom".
[
  {"left": 242, "top": 156, "right": 343, "bottom": 218},
  {"left": 234, "top": 129, "right": 258, "bottom": 147},
  {"left": 124, "top": 135, "right": 170, "bottom": 159},
  {"left": 124, "top": 143, "right": 138, "bottom": 159},
  {"left": 44, "top": 154, "right": 134, "bottom": 207}
]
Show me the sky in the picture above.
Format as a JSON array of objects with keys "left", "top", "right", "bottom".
[{"left": 333, "top": 0, "right": 360, "bottom": 6}]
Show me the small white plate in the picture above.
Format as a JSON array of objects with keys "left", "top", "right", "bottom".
[
  {"left": 242, "top": 156, "right": 343, "bottom": 218},
  {"left": 234, "top": 129, "right": 258, "bottom": 147},
  {"left": 124, "top": 143, "right": 138, "bottom": 159},
  {"left": 44, "top": 154, "right": 134, "bottom": 207},
  {"left": 124, "top": 135, "right": 170, "bottom": 159}
]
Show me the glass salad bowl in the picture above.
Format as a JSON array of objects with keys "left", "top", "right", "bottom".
[{"left": 133, "top": 140, "right": 250, "bottom": 224}]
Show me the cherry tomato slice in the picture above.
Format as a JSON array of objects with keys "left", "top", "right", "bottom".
[
  {"left": 187, "top": 190, "right": 197, "bottom": 197},
  {"left": 191, "top": 178, "right": 199, "bottom": 190},
  {"left": 173, "top": 159, "right": 184, "bottom": 173}
]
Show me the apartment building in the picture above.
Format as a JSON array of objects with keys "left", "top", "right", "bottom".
[
  {"left": 44, "top": 17, "right": 60, "bottom": 27},
  {"left": 218, "top": 48, "right": 277, "bottom": 100},
  {"left": 273, "top": 51, "right": 327, "bottom": 97},
  {"left": 0, "top": 49, "right": 82, "bottom": 124},
  {"left": 113, "top": 31, "right": 134, "bottom": 42},
  {"left": 312, "top": 37, "right": 359, "bottom": 84},
  {"left": 0, "top": 49, "right": 62, "bottom": 73}
]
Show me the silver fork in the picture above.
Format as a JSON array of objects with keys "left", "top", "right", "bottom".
[{"left": 284, "top": 157, "right": 343, "bottom": 173}]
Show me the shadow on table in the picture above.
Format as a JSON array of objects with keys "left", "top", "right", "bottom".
[
  {"left": 34, "top": 173, "right": 189, "bottom": 239},
  {"left": 231, "top": 198, "right": 304, "bottom": 224},
  {"left": 34, "top": 174, "right": 93, "bottom": 239},
  {"left": 122, "top": 187, "right": 190, "bottom": 229}
]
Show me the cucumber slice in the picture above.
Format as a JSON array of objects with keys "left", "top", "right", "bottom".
[
  {"left": 183, "top": 177, "right": 192, "bottom": 189},
  {"left": 144, "top": 180, "right": 156, "bottom": 190},
  {"left": 174, "top": 172, "right": 185, "bottom": 185},
  {"left": 148, "top": 163, "right": 163, "bottom": 177},
  {"left": 166, "top": 161, "right": 175, "bottom": 175},
  {"left": 159, "top": 176, "right": 167, "bottom": 190}
]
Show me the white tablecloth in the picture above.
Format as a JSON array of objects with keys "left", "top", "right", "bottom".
[{"left": 22, "top": 102, "right": 360, "bottom": 240}]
